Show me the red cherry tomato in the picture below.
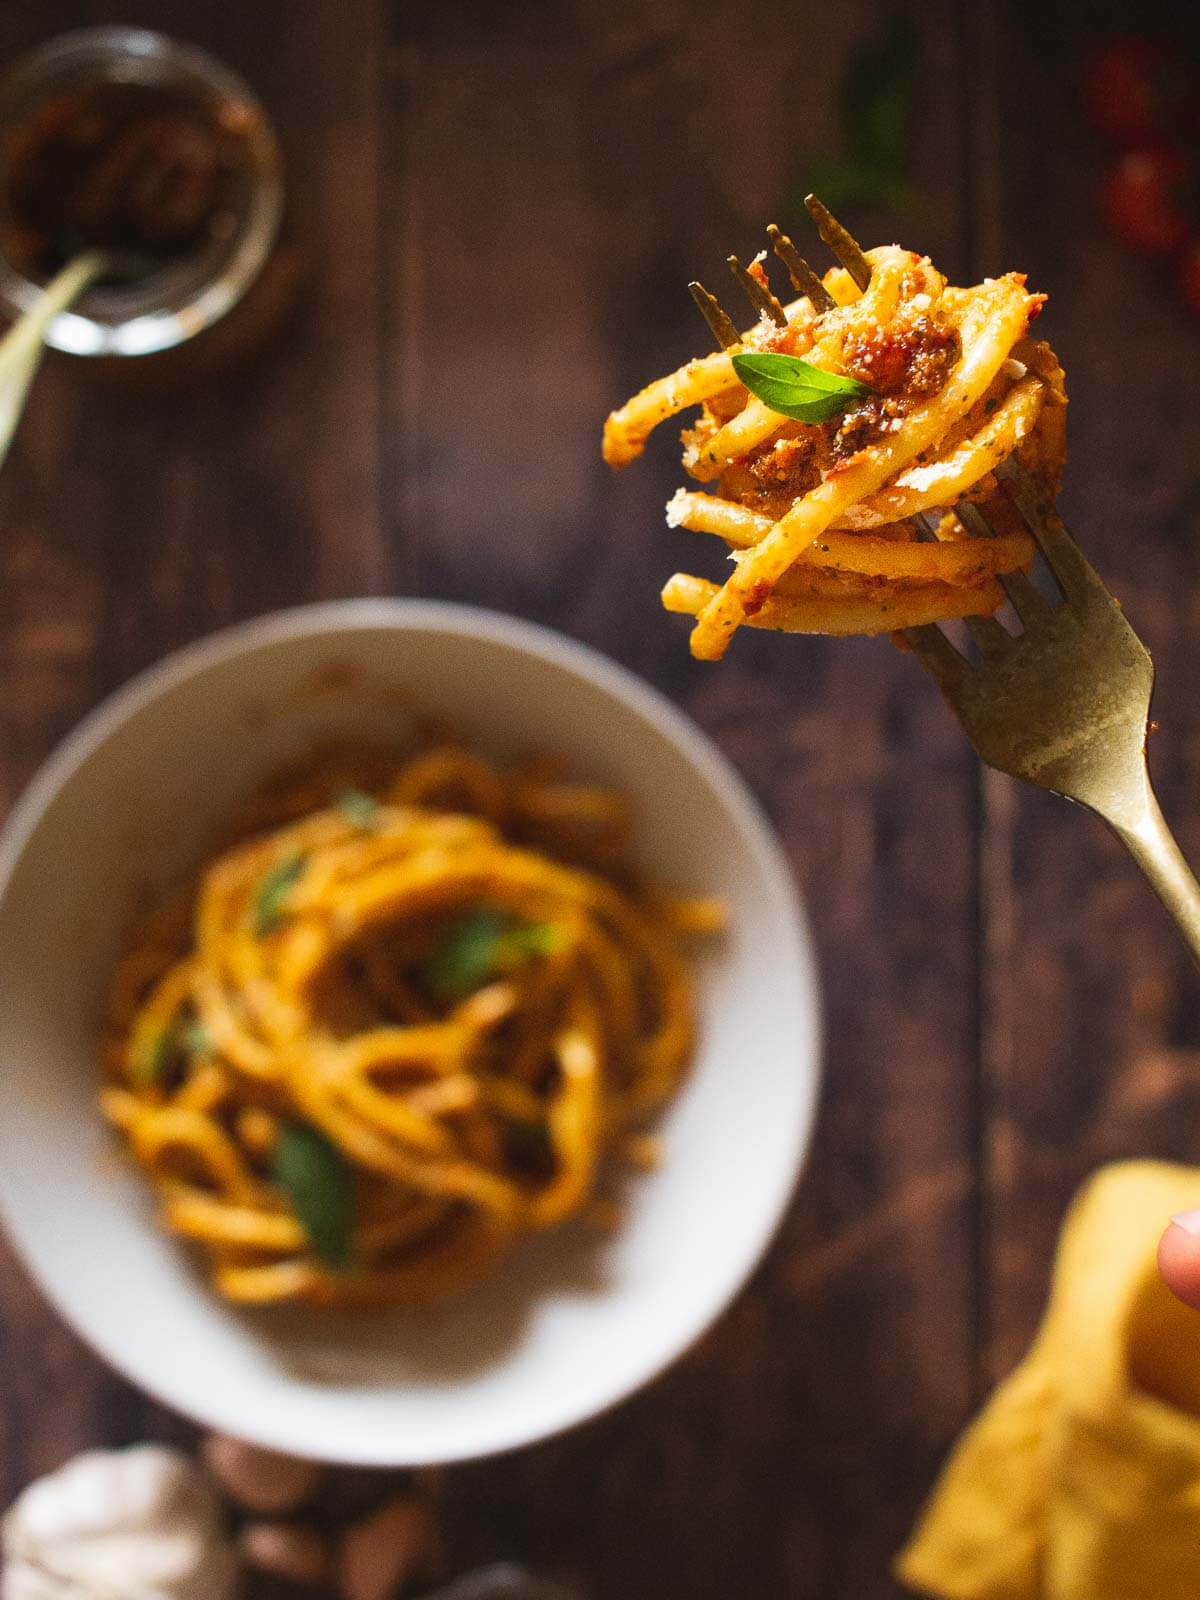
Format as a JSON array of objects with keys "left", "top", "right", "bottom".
[
  {"left": 1101, "top": 146, "right": 1189, "bottom": 254},
  {"left": 1179, "top": 240, "right": 1200, "bottom": 314},
  {"left": 1083, "top": 37, "right": 1164, "bottom": 145}
]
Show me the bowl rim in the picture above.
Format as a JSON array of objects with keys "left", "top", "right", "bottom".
[{"left": 0, "top": 599, "right": 822, "bottom": 1463}]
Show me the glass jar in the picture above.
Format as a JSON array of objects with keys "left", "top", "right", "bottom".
[{"left": 0, "top": 25, "right": 283, "bottom": 358}]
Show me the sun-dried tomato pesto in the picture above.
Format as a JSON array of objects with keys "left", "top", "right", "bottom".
[
  {"left": 0, "top": 79, "right": 243, "bottom": 282},
  {"left": 841, "top": 311, "right": 960, "bottom": 396}
]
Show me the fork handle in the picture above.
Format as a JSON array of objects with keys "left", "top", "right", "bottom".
[{"left": 1109, "top": 785, "right": 1200, "bottom": 971}]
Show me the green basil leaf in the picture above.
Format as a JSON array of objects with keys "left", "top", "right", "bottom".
[
  {"left": 424, "top": 908, "right": 509, "bottom": 1001},
  {"left": 731, "top": 352, "right": 871, "bottom": 423},
  {"left": 181, "top": 1020, "right": 214, "bottom": 1057},
  {"left": 253, "top": 852, "right": 307, "bottom": 937},
  {"left": 335, "top": 788, "right": 381, "bottom": 829},
  {"left": 497, "top": 922, "right": 558, "bottom": 963},
  {"left": 133, "top": 1010, "right": 212, "bottom": 1084},
  {"left": 424, "top": 909, "right": 556, "bottom": 1002},
  {"left": 272, "top": 1120, "right": 354, "bottom": 1270},
  {"left": 133, "top": 1031, "right": 174, "bottom": 1086}
]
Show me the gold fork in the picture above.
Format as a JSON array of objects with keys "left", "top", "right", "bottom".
[
  {"left": 904, "top": 458, "right": 1200, "bottom": 968},
  {"left": 700, "top": 198, "right": 1200, "bottom": 968}
]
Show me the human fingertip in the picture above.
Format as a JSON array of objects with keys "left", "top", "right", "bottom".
[{"left": 1158, "top": 1217, "right": 1200, "bottom": 1312}]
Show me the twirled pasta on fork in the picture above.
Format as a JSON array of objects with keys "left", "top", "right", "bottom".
[{"left": 603, "top": 199, "right": 1066, "bottom": 659}]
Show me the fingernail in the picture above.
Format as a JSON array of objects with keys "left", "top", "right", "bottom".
[{"left": 1171, "top": 1210, "right": 1200, "bottom": 1236}]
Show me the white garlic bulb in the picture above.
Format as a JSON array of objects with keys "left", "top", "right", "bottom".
[{"left": 1, "top": 1446, "right": 238, "bottom": 1600}]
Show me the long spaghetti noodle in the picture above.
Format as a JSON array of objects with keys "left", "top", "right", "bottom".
[
  {"left": 603, "top": 235, "right": 1066, "bottom": 659},
  {"left": 101, "top": 739, "right": 719, "bottom": 1310}
]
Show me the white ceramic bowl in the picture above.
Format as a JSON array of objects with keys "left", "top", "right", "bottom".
[{"left": 0, "top": 601, "right": 819, "bottom": 1466}]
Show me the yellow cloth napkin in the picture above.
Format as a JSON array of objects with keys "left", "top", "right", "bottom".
[{"left": 897, "top": 1161, "right": 1200, "bottom": 1600}]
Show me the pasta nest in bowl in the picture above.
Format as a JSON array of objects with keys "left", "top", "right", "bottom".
[{"left": 100, "top": 741, "right": 714, "bottom": 1312}]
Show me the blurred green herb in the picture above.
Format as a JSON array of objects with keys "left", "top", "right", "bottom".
[
  {"left": 181, "top": 1020, "right": 213, "bottom": 1057},
  {"left": 273, "top": 1119, "right": 354, "bottom": 1269},
  {"left": 732, "top": 352, "right": 871, "bottom": 421},
  {"left": 132, "top": 1030, "right": 174, "bottom": 1086},
  {"left": 501, "top": 921, "right": 559, "bottom": 961},
  {"left": 133, "top": 1013, "right": 213, "bottom": 1085},
  {"left": 335, "top": 788, "right": 381, "bottom": 829},
  {"left": 790, "top": 14, "right": 923, "bottom": 218},
  {"left": 424, "top": 909, "right": 557, "bottom": 1003},
  {"left": 253, "top": 852, "right": 306, "bottom": 937}
]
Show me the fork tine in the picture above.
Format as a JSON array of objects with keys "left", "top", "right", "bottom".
[
  {"left": 688, "top": 281, "right": 740, "bottom": 350},
  {"left": 727, "top": 254, "right": 788, "bottom": 326},
  {"left": 766, "top": 224, "right": 835, "bottom": 312},
  {"left": 998, "top": 569, "right": 1052, "bottom": 625},
  {"left": 964, "top": 614, "right": 1012, "bottom": 656},
  {"left": 953, "top": 496, "right": 1051, "bottom": 627},
  {"left": 903, "top": 622, "right": 971, "bottom": 688},
  {"left": 911, "top": 509, "right": 1007, "bottom": 653},
  {"left": 804, "top": 195, "right": 871, "bottom": 291},
  {"left": 998, "top": 459, "right": 1095, "bottom": 597},
  {"left": 951, "top": 499, "right": 997, "bottom": 541}
]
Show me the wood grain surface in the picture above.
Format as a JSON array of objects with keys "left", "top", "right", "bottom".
[{"left": 0, "top": 3, "right": 1196, "bottom": 1597}]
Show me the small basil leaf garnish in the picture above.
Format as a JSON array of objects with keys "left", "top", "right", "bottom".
[
  {"left": 181, "top": 1020, "right": 213, "bottom": 1057},
  {"left": 132, "top": 1030, "right": 174, "bottom": 1086},
  {"left": 424, "top": 909, "right": 557, "bottom": 1003},
  {"left": 335, "top": 788, "right": 381, "bottom": 829},
  {"left": 499, "top": 922, "right": 558, "bottom": 962},
  {"left": 731, "top": 351, "right": 872, "bottom": 423},
  {"left": 272, "top": 1119, "right": 354, "bottom": 1270},
  {"left": 253, "top": 852, "right": 307, "bottom": 937},
  {"left": 424, "top": 908, "right": 509, "bottom": 1002},
  {"left": 133, "top": 1009, "right": 212, "bottom": 1085}
]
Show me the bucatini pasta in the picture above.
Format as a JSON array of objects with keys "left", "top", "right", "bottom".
[
  {"left": 100, "top": 739, "right": 719, "bottom": 1310},
  {"left": 603, "top": 232, "right": 1066, "bottom": 659}
]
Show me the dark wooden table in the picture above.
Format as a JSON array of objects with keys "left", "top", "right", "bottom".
[{"left": 1, "top": 3, "right": 1199, "bottom": 1596}]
